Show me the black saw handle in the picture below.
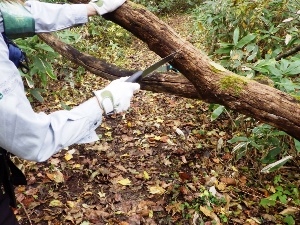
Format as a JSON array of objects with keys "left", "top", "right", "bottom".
[{"left": 125, "top": 71, "right": 143, "bottom": 82}]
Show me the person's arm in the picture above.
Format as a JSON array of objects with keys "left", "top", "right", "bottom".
[
  {"left": 25, "top": 0, "right": 89, "bottom": 33},
  {"left": 24, "top": 0, "right": 125, "bottom": 33},
  {"left": 0, "top": 35, "right": 139, "bottom": 162}
]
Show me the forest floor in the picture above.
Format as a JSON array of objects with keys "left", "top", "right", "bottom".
[{"left": 15, "top": 14, "right": 300, "bottom": 225}]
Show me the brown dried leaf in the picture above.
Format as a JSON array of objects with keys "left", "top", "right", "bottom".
[
  {"left": 148, "top": 186, "right": 166, "bottom": 195},
  {"left": 220, "top": 177, "right": 236, "bottom": 185},
  {"left": 46, "top": 170, "right": 64, "bottom": 183},
  {"left": 179, "top": 172, "right": 192, "bottom": 182},
  {"left": 115, "top": 164, "right": 128, "bottom": 172},
  {"left": 165, "top": 202, "right": 182, "bottom": 216},
  {"left": 200, "top": 206, "right": 221, "bottom": 224},
  {"left": 280, "top": 207, "right": 299, "bottom": 215}
]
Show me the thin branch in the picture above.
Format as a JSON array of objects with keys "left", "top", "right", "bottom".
[
  {"left": 276, "top": 44, "right": 300, "bottom": 60},
  {"left": 17, "top": 199, "right": 33, "bottom": 225}
]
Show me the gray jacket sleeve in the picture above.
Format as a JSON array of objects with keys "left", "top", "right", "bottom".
[{"left": 25, "top": 0, "right": 89, "bottom": 33}]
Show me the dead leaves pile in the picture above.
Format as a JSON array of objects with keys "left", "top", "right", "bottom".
[{"left": 15, "top": 77, "right": 299, "bottom": 224}]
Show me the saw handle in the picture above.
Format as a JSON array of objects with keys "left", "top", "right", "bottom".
[{"left": 125, "top": 71, "right": 143, "bottom": 82}]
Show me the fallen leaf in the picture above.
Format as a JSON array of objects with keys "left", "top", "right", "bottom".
[
  {"left": 144, "top": 171, "right": 151, "bottom": 180},
  {"left": 280, "top": 207, "right": 299, "bottom": 215},
  {"left": 82, "top": 204, "right": 90, "bottom": 209},
  {"left": 22, "top": 197, "right": 34, "bottom": 208},
  {"left": 66, "top": 201, "right": 76, "bottom": 208},
  {"left": 239, "top": 176, "right": 247, "bottom": 185},
  {"left": 160, "top": 136, "right": 169, "bottom": 142},
  {"left": 114, "top": 193, "right": 122, "bottom": 202},
  {"left": 156, "top": 118, "right": 164, "bottom": 123},
  {"left": 179, "top": 186, "right": 189, "bottom": 195},
  {"left": 186, "top": 183, "right": 196, "bottom": 191},
  {"left": 98, "top": 192, "right": 106, "bottom": 198},
  {"left": 205, "top": 176, "right": 217, "bottom": 186},
  {"left": 163, "top": 158, "right": 172, "bottom": 166},
  {"left": 46, "top": 170, "right": 64, "bottom": 183},
  {"left": 175, "top": 128, "right": 185, "bottom": 137},
  {"left": 49, "top": 158, "right": 60, "bottom": 166},
  {"left": 115, "top": 164, "right": 127, "bottom": 172},
  {"left": 118, "top": 178, "right": 131, "bottom": 186},
  {"left": 209, "top": 186, "right": 217, "bottom": 196},
  {"left": 120, "top": 153, "right": 130, "bottom": 158},
  {"left": 149, "top": 210, "right": 154, "bottom": 218},
  {"left": 154, "top": 136, "right": 161, "bottom": 141},
  {"left": 285, "top": 34, "right": 292, "bottom": 45},
  {"left": 262, "top": 214, "right": 276, "bottom": 222},
  {"left": 181, "top": 156, "right": 187, "bottom": 164},
  {"left": 212, "top": 158, "right": 220, "bottom": 163},
  {"left": 166, "top": 202, "right": 182, "bottom": 215},
  {"left": 65, "top": 215, "right": 74, "bottom": 223},
  {"left": 49, "top": 199, "right": 63, "bottom": 207},
  {"left": 105, "top": 131, "right": 112, "bottom": 137},
  {"left": 73, "top": 164, "right": 81, "bottom": 169},
  {"left": 122, "top": 135, "right": 134, "bottom": 142},
  {"left": 200, "top": 206, "right": 212, "bottom": 217},
  {"left": 231, "top": 166, "right": 238, "bottom": 172},
  {"left": 220, "top": 177, "right": 236, "bottom": 185},
  {"left": 282, "top": 17, "right": 294, "bottom": 22},
  {"left": 25, "top": 188, "right": 38, "bottom": 196},
  {"left": 119, "top": 222, "right": 129, "bottom": 225},
  {"left": 222, "top": 153, "right": 232, "bottom": 160},
  {"left": 216, "top": 182, "right": 226, "bottom": 191},
  {"left": 64, "top": 152, "right": 73, "bottom": 161},
  {"left": 148, "top": 186, "right": 166, "bottom": 195},
  {"left": 179, "top": 172, "right": 191, "bottom": 182},
  {"left": 200, "top": 206, "right": 221, "bottom": 224},
  {"left": 224, "top": 193, "right": 231, "bottom": 213},
  {"left": 192, "top": 212, "right": 200, "bottom": 225},
  {"left": 246, "top": 217, "right": 260, "bottom": 224},
  {"left": 80, "top": 221, "right": 90, "bottom": 225}
]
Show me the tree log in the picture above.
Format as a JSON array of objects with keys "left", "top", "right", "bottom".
[
  {"left": 38, "top": 33, "right": 199, "bottom": 99},
  {"left": 40, "top": 1, "right": 300, "bottom": 140}
]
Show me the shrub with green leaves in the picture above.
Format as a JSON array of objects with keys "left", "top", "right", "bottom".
[
  {"left": 190, "top": 0, "right": 300, "bottom": 170},
  {"left": 192, "top": 0, "right": 300, "bottom": 57}
]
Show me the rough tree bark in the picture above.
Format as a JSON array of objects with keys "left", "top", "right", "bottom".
[{"left": 39, "top": 1, "right": 300, "bottom": 140}]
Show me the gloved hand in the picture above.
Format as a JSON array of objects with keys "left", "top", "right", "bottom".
[
  {"left": 89, "top": 0, "right": 126, "bottom": 15},
  {"left": 94, "top": 77, "right": 140, "bottom": 115}
]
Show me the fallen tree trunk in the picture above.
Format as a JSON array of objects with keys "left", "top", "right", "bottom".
[
  {"left": 38, "top": 33, "right": 199, "bottom": 99},
  {"left": 40, "top": 1, "right": 300, "bottom": 140}
]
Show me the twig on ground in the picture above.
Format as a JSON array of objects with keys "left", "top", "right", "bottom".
[
  {"left": 276, "top": 45, "right": 300, "bottom": 60},
  {"left": 18, "top": 200, "right": 33, "bottom": 225}
]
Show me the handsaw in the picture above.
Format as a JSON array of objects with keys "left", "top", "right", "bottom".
[{"left": 126, "top": 51, "right": 178, "bottom": 82}]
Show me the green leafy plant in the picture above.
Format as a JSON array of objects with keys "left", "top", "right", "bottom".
[
  {"left": 210, "top": 104, "right": 225, "bottom": 121},
  {"left": 16, "top": 35, "right": 59, "bottom": 87},
  {"left": 228, "top": 124, "right": 289, "bottom": 161},
  {"left": 216, "top": 27, "right": 258, "bottom": 72},
  {"left": 284, "top": 215, "right": 296, "bottom": 225},
  {"left": 190, "top": 0, "right": 300, "bottom": 172},
  {"left": 260, "top": 175, "right": 299, "bottom": 214}
]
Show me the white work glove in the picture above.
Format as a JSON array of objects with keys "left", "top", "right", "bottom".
[
  {"left": 94, "top": 77, "right": 140, "bottom": 115},
  {"left": 89, "top": 0, "right": 126, "bottom": 15}
]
